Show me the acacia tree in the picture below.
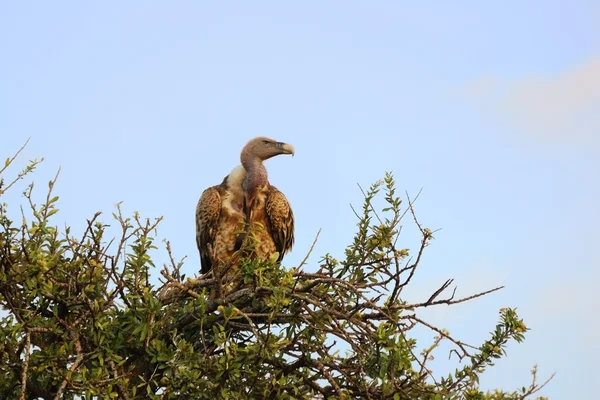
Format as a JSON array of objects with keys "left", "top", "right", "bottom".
[{"left": 0, "top": 142, "right": 552, "bottom": 400}]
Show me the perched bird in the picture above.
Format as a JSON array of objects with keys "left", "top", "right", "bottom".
[
  {"left": 195, "top": 165, "right": 247, "bottom": 275},
  {"left": 195, "top": 136, "right": 295, "bottom": 278},
  {"left": 240, "top": 137, "right": 295, "bottom": 263}
]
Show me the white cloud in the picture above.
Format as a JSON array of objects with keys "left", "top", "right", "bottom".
[{"left": 459, "top": 57, "right": 600, "bottom": 145}]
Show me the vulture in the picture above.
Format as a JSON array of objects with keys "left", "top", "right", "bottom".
[{"left": 195, "top": 137, "right": 295, "bottom": 276}]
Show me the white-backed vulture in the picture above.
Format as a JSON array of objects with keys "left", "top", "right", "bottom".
[
  {"left": 196, "top": 137, "right": 295, "bottom": 277},
  {"left": 195, "top": 165, "right": 247, "bottom": 274},
  {"left": 240, "top": 137, "right": 295, "bottom": 262}
]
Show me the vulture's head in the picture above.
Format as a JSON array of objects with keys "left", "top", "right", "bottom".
[{"left": 241, "top": 137, "right": 295, "bottom": 164}]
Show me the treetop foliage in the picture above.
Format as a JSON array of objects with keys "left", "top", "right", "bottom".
[{"left": 0, "top": 142, "right": 552, "bottom": 399}]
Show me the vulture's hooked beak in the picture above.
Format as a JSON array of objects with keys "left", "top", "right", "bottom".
[{"left": 276, "top": 142, "right": 295, "bottom": 157}]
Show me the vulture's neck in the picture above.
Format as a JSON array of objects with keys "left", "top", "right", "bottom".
[{"left": 242, "top": 158, "right": 268, "bottom": 205}]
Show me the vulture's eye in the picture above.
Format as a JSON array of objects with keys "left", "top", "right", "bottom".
[{"left": 263, "top": 140, "right": 269, "bottom": 144}]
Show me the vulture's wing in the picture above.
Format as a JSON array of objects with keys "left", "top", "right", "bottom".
[
  {"left": 265, "top": 185, "right": 295, "bottom": 261},
  {"left": 196, "top": 186, "right": 222, "bottom": 274}
]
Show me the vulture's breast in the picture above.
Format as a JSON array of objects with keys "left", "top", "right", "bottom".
[
  {"left": 214, "top": 191, "right": 245, "bottom": 260},
  {"left": 248, "top": 188, "right": 277, "bottom": 258}
]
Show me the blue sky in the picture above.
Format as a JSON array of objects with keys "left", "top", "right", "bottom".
[{"left": 1, "top": 2, "right": 598, "bottom": 398}]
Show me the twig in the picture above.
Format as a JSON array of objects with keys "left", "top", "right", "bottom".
[
  {"left": 424, "top": 279, "right": 455, "bottom": 305},
  {"left": 54, "top": 331, "right": 85, "bottom": 400},
  {"left": 160, "top": 268, "right": 202, "bottom": 300},
  {"left": 19, "top": 330, "right": 31, "bottom": 400},
  {"left": 109, "top": 360, "right": 130, "bottom": 400},
  {"left": 407, "top": 315, "right": 474, "bottom": 359},
  {"left": 0, "top": 139, "right": 43, "bottom": 196},
  {"left": 0, "top": 138, "right": 30, "bottom": 176},
  {"left": 298, "top": 229, "right": 321, "bottom": 269},
  {"left": 405, "top": 285, "right": 504, "bottom": 309},
  {"left": 518, "top": 365, "right": 555, "bottom": 400},
  {"left": 406, "top": 190, "right": 425, "bottom": 235}
]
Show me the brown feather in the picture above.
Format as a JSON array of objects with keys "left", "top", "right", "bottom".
[
  {"left": 244, "top": 184, "right": 294, "bottom": 262},
  {"left": 196, "top": 166, "right": 246, "bottom": 274},
  {"left": 196, "top": 186, "right": 221, "bottom": 274},
  {"left": 265, "top": 185, "right": 295, "bottom": 261}
]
